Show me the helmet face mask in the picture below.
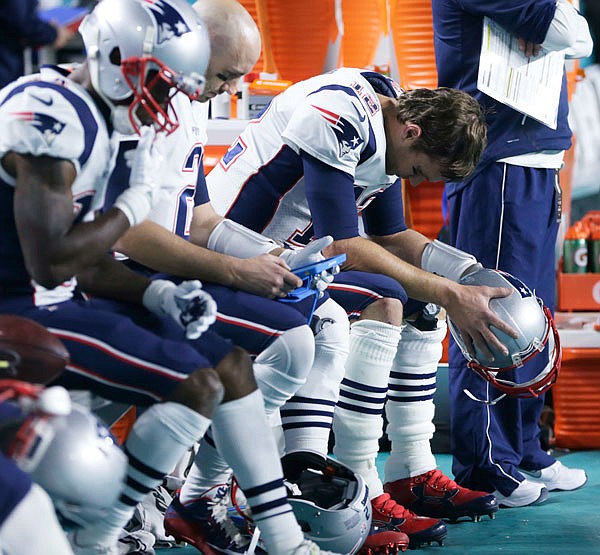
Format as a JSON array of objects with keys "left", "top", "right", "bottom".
[
  {"left": 79, "top": 0, "right": 210, "bottom": 135},
  {"left": 448, "top": 269, "right": 561, "bottom": 399},
  {"left": 121, "top": 58, "right": 188, "bottom": 134},
  {"left": 282, "top": 451, "right": 372, "bottom": 554}
]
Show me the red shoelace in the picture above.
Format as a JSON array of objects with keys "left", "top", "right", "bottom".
[
  {"left": 373, "top": 493, "right": 415, "bottom": 519},
  {"left": 417, "top": 469, "right": 459, "bottom": 490}
]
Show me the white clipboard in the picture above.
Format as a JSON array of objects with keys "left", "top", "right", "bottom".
[{"left": 477, "top": 17, "right": 565, "bottom": 129}]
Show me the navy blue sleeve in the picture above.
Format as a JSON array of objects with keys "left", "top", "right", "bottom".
[
  {"left": 301, "top": 150, "right": 360, "bottom": 240},
  {"left": 194, "top": 154, "right": 210, "bottom": 206},
  {"left": 457, "top": 0, "right": 556, "bottom": 44},
  {"left": 362, "top": 179, "right": 408, "bottom": 236}
]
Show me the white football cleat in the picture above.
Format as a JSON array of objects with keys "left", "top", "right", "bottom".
[
  {"left": 520, "top": 460, "right": 588, "bottom": 491},
  {"left": 492, "top": 479, "right": 548, "bottom": 508}
]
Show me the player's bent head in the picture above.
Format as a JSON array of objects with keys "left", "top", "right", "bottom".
[
  {"left": 79, "top": 0, "right": 211, "bottom": 134},
  {"left": 192, "top": 0, "right": 261, "bottom": 101},
  {"left": 395, "top": 88, "right": 487, "bottom": 181}
]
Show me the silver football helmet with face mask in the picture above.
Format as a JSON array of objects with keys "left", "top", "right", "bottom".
[
  {"left": 79, "top": 0, "right": 210, "bottom": 134},
  {"left": 1, "top": 381, "right": 127, "bottom": 529},
  {"left": 448, "top": 268, "right": 561, "bottom": 398},
  {"left": 281, "top": 450, "right": 371, "bottom": 554}
]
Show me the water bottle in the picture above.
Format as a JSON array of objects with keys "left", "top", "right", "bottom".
[
  {"left": 590, "top": 225, "right": 600, "bottom": 273},
  {"left": 562, "top": 222, "right": 588, "bottom": 273}
]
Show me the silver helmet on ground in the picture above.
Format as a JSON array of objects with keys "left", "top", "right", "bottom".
[{"left": 282, "top": 450, "right": 371, "bottom": 554}]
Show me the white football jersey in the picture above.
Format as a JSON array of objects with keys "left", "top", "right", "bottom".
[
  {"left": 110, "top": 93, "right": 208, "bottom": 240},
  {"left": 0, "top": 66, "right": 116, "bottom": 305},
  {"left": 207, "top": 68, "right": 400, "bottom": 245},
  {"left": 149, "top": 94, "right": 208, "bottom": 236}
]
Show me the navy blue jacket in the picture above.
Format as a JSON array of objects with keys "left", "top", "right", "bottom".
[
  {"left": 0, "top": 0, "right": 58, "bottom": 88},
  {"left": 432, "top": 0, "right": 572, "bottom": 193}
]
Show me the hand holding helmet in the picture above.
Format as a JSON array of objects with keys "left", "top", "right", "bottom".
[{"left": 447, "top": 268, "right": 561, "bottom": 398}]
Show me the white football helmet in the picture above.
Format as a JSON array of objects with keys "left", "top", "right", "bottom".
[
  {"left": 79, "top": 0, "right": 210, "bottom": 134},
  {"left": 1, "top": 381, "right": 127, "bottom": 529},
  {"left": 448, "top": 268, "right": 561, "bottom": 398},
  {"left": 281, "top": 450, "right": 371, "bottom": 554}
]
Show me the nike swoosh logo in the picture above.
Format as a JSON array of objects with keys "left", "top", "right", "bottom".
[
  {"left": 521, "top": 469, "right": 542, "bottom": 478},
  {"left": 30, "top": 92, "right": 53, "bottom": 106},
  {"left": 351, "top": 102, "right": 366, "bottom": 122}
]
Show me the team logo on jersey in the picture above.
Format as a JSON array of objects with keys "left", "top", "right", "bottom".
[
  {"left": 143, "top": 0, "right": 191, "bottom": 44},
  {"left": 312, "top": 105, "right": 364, "bottom": 158},
  {"left": 12, "top": 111, "right": 65, "bottom": 145}
]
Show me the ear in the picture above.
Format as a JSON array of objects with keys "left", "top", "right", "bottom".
[{"left": 403, "top": 122, "right": 422, "bottom": 139}]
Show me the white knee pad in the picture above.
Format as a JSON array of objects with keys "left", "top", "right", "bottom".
[
  {"left": 282, "top": 299, "right": 350, "bottom": 455},
  {"left": 333, "top": 319, "right": 402, "bottom": 497},
  {"left": 385, "top": 320, "right": 447, "bottom": 480},
  {"left": 253, "top": 324, "right": 315, "bottom": 416}
]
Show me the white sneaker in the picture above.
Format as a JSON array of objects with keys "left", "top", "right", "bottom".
[
  {"left": 68, "top": 531, "right": 119, "bottom": 555},
  {"left": 492, "top": 479, "right": 549, "bottom": 508},
  {"left": 520, "top": 460, "right": 588, "bottom": 491},
  {"left": 291, "top": 539, "right": 343, "bottom": 555}
]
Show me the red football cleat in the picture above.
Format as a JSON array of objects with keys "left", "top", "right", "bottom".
[
  {"left": 357, "top": 519, "right": 409, "bottom": 555},
  {"left": 384, "top": 469, "right": 498, "bottom": 522},
  {"left": 164, "top": 488, "right": 263, "bottom": 555},
  {"left": 370, "top": 493, "right": 447, "bottom": 549}
]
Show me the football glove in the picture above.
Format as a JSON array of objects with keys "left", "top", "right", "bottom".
[
  {"left": 279, "top": 236, "right": 334, "bottom": 269},
  {"left": 114, "top": 126, "right": 165, "bottom": 227},
  {"left": 142, "top": 279, "right": 217, "bottom": 340}
]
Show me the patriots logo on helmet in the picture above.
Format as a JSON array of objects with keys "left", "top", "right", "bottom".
[
  {"left": 312, "top": 105, "right": 364, "bottom": 158},
  {"left": 143, "top": 0, "right": 191, "bottom": 45},
  {"left": 497, "top": 270, "right": 533, "bottom": 298},
  {"left": 12, "top": 111, "right": 65, "bottom": 145}
]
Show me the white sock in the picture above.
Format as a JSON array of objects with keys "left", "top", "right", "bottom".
[
  {"left": 180, "top": 431, "right": 232, "bottom": 504},
  {"left": 333, "top": 319, "right": 402, "bottom": 498},
  {"left": 211, "top": 389, "right": 304, "bottom": 555},
  {"left": 77, "top": 402, "right": 210, "bottom": 547},
  {"left": 385, "top": 321, "right": 446, "bottom": 481},
  {"left": 282, "top": 299, "right": 349, "bottom": 455}
]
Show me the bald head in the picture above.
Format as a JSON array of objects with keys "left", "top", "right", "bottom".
[{"left": 193, "top": 0, "right": 261, "bottom": 101}]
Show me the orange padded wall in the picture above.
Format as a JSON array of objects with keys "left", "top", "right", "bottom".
[
  {"left": 342, "top": 0, "right": 388, "bottom": 69},
  {"left": 389, "top": 0, "right": 438, "bottom": 89},
  {"left": 254, "top": 0, "right": 342, "bottom": 82},
  {"left": 553, "top": 348, "right": 600, "bottom": 449},
  {"left": 237, "top": 0, "right": 265, "bottom": 74}
]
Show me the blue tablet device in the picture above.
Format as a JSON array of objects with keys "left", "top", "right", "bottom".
[{"left": 280, "top": 254, "right": 346, "bottom": 302}]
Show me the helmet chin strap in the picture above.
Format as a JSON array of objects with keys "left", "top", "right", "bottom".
[{"left": 463, "top": 386, "right": 506, "bottom": 405}]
